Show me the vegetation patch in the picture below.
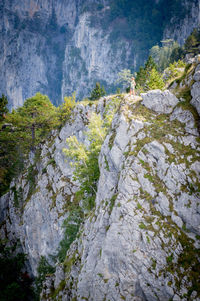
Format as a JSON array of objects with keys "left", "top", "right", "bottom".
[
  {"left": 108, "top": 193, "right": 118, "bottom": 215},
  {"left": 36, "top": 256, "right": 55, "bottom": 296},
  {"left": 57, "top": 207, "right": 83, "bottom": 262},
  {"left": 26, "top": 164, "right": 38, "bottom": 201}
]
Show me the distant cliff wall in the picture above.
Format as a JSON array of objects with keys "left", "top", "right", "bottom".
[
  {"left": 0, "top": 0, "right": 199, "bottom": 108},
  {"left": 163, "top": 0, "right": 200, "bottom": 45}
]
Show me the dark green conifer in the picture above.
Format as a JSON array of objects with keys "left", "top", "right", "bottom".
[{"left": 90, "top": 82, "right": 106, "bottom": 100}]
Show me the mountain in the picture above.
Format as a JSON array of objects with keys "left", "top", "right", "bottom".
[
  {"left": 0, "top": 55, "right": 200, "bottom": 300},
  {"left": 0, "top": 0, "right": 199, "bottom": 108}
]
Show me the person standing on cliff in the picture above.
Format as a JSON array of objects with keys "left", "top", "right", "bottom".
[{"left": 130, "top": 77, "right": 136, "bottom": 96}]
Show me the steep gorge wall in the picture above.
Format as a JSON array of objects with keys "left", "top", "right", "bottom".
[
  {"left": 40, "top": 61, "right": 200, "bottom": 301},
  {"left": 0, "top": 59, "right": 200, "bottom": 300},
  {"left": 163, "top": 0, "right": 200, "bottom": 45}
]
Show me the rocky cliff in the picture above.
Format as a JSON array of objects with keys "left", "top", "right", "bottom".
[
  {"left": 0, "top": 0, "right": 199, "bottom": 108},
  {"left": 163, "top": 0, "right": 200, "bottom": 45},
  {"left": 0, "top": 58, "right": 200, "bottom": 300}
]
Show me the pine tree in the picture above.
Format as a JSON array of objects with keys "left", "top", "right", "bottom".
[
  {"left": 11, "top": 92, "right": 58, "bottom": 149},
  {"left": 135, "top": 66, "right": 146, "bottom": 87},
  {"left": 135, "top": 56, "right": 159, "bottom": 92},
  {"left": 145, "top": 68, "right": 165, "bottom": 91},
  {"left": 90, "top": 82, "right": 106, "bottom": 100},
  {"left": 144, "top": 55, "right": 157, "bottom": 73}
]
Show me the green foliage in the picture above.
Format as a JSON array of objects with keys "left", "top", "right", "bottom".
[
  {"left": 26, "top": 165, "right": 38, "bottom": 200},
  {"left": 0, "top": 94, "right": 9, "bottom": 122},
  {"left": 63, "top": 112, "right": 107, "bottom": 210},
  {"left": 150, "top": 40, "right": 180, "bottom": 71},
  {"left": 58, "top": 92, "right": 76, "bottom": 124},
  {"left": 146, "top": 68, "right": 165, "bottom": 90},
  {"left": 90, "top": 82, "right": 106, "bottom": 100},
  {"left": 0, "top": 241, "right": 34, "bottom": 301},
  {"left": 99, "top": 0, "right": 188, "bottom": 67},
  {"left": 170, "top": 45, "right": 185, "bottom": 63},
  {"left": 136, "top": 56, "right": 164, "bottom": 92},
  {"left": 35, "top": 256, "right": 55, "bottom": 294},
  {"left": 0, "top": 93, "right": 59, "bottom": 197},
  {"left": 60, "top": 100, "right": 122, "bottom": 262},
  {"left": 11, "top": 186, "right": 23, "bottom": 208},
  {"left": 103, "top": 96, "right": 122, "bottom": 128},
  {"left": 57, "top": 207, "right": 83, "bottom": 262},
  {"left": 136, "top": 56, "right": 157, "bottom": 87},
  {"left": 0, "top": 127, "right": 24, "bottom": 196},
  {"left": 11, "top": 92, "right": 58, "bottom": 149},
  {"left": 116, "top": 69, "right": 133, "bottom": 91},
  {"left": 109, "top": 194, "right": 118, "bottom": 214},
  {"left": 185, "top": 27, "right": 200, "bottom": 54},
  {"left": 149, "top": 28, "right": 200, "bottom": 72},
  {"left": 163, "top": 60, "right": 186, "bottom": 83}
]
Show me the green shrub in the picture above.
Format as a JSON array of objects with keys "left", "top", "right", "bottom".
[
  {"left": 35, "top": 256, "right": 55, "bottom": 294},
  {"left": 63, "top": 112, "right": 107, "bottom": 211},
  {"left": 57, "top": 208, "right": 83, "bottom": 262},
  {"left": 89, "top": 82, "right": 106, "bottom": 100},
  {"left": 58, "top": 92, "right": 76, "bottom": 123}
]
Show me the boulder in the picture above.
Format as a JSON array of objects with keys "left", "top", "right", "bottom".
[{"left": 141, "top": 90, "right": 179, "bottom": 114}]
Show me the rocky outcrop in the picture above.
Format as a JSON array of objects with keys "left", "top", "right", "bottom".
[
  {"left": 1, "top": 59, "right": 200, "bottom": 301},
  {"left": 39, "top": 66, "right": 199, "bottom": 300},
  {"left": 141, "top": 90, "right": 179, "bottom": 114},
  {"left": 0, "top": 103, "right": 96, "bottom": 275},
  {"left": 191, "top": 60, "right": 200, "bottom": 116}
]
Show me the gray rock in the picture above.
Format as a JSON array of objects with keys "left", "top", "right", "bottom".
[
  {"left": 170, "top": 106, "right": 198, "bottom": 135},
  {"left": 191, "top": 81, "right": 200, "bottom": 115},
  {"left": 171, "top": 212, "right": 183, "bottom": 229},
  {"left": 1, "top": 89, "right": 200, "bottom": 300},
  {"left": 194, "top": 70, "right": 200, "bottom": 82},
  {"left": 141, "top": 90, "right": 179, "bottom": 114},
  {"left": 54, "top": 264, "right": 65, "bottom": 289}
]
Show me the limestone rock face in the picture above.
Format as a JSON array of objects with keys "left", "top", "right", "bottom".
[
  {"left": 1, "top": 64, "right": 200, "bottom": 300},
  {"left": 40, "top": 90, "right": 199, "bottom": 300},
  {"left": 0, "top": 0, "right": 135, "bottom": 108},
  {"left": 191, "top": 64, "right": 200, "bottom": 116},
  {"left": 0, "top": 103, "right": 94, "bottom": 275},
  {"left": 141, "top": 90, "right": 179, "bottom": 114}
]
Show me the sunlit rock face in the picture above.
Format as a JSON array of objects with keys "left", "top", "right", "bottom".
[
  {"left": 1, "top": 59, "right": 200, "bottom": 300},
  {"left": 0, "top": 0, "right": 199, "bottom": 108}
]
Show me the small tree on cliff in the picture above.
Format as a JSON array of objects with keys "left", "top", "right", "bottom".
[
  {"left": 116, "top": 69, "right": 133, "bottom": 91},
  {"left": 135, "top": 56, "right": 163, "bottom": 92},
  {"left": 0, "top": 93, "right": 58, "bottom": 196},
  {"left": 0, "top": 94, "right": 9, "bottom": 122},
  {"left": 58, "top": 92, "right": 76, "bottom": 124},
  {"left": 145, "top": 68, "right": 165, "bottom": 91},
  {"left": 8, "top": 92, "right": 58, "bottom": 150},
  {"left": 90, "top": 82, "right": 106, "bottom": 100}
]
